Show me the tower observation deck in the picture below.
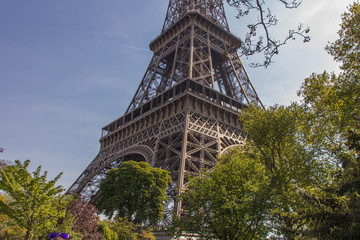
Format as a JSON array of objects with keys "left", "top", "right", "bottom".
[{"left": 67, "top": 0, "right": 262, "bottom": 216}]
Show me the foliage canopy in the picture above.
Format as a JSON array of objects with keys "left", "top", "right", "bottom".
[
  {"left": 96, "top": 160, "right": 171, "bottom": 226},
  {"left": 0, "top": 160, "right": 69, "bottom": 240},
  {"left": 295, "top": 2, "right": 360, "bottom": 238},
  {"left": 171, "top": 148, "right": 272, "bottom": 239}
]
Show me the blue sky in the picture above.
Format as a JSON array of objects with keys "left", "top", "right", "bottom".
[{"left": 0, "top": 0, "right": 355, "bottom": 189}]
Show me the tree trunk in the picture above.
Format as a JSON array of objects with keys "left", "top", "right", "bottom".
[{"left": 25, "top": 228, "right": 31, "bottom": 240}]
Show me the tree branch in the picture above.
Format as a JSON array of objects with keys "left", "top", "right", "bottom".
[{"left": 226, "top": 0, "right": 310, "bottom": 67}]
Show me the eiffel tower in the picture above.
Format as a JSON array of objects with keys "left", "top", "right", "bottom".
[{"left": 67, "top": 0, "right": 263, "bottom": 215}]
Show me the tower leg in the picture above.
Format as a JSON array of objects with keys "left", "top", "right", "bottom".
[{"left": 176, "top": 110, "right": 190, "bottom": 217}]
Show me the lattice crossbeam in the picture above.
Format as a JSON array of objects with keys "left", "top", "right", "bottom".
[{"left": 68, "top": 0, "right": 262, "bottom": 216}]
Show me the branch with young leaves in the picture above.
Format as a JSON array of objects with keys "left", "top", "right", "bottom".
[{"left": 226, "top": 0, "right": 310, "bottom": 67}]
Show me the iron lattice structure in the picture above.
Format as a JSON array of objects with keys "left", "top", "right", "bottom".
[{"left": 67, "top": 0, "right": 262, "bottom": 215}]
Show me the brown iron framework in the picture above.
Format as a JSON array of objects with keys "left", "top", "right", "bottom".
[{"left": 67, "top": 0, "right": 262, "bottom": 216}]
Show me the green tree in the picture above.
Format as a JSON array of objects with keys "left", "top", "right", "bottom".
[
  {"left": 171, "top": 105, "right": 328, "bottom": 240},
  {"left": 98, "top": 220, "right": 118, "bottom": 240},
  {"left": 102, "top": 218, "right": 154, "bottom": 240},
  {"left": 96, "top": 161, "right": 171, "bottom": 226},
  {"left": 170, "top": 148, "right": 272, "bottom": 240},
  {"left": 326, "top": 1, "right": 360, "bottom": 77},
  {"left": 0, "top": 194, "right": 29, "bottom": 239},
  {"left": 0, "top": 160, "right": 69, "bottom": 240},
  {"left": 296, "top": 2, "right": 360, "bottom": 238},
  {"left": 239, "top": 105, "right": 328, "bottom": 239}
]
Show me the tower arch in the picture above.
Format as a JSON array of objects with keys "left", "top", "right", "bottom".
[{"left": 67, "top": 0, "right": 262, "bottom": 216}]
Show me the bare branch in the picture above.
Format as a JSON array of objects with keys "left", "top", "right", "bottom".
[
  {"left": 278, "top": 0, "right": 302, "bottom": 8},
  {"left": 226, "top": 0, "right": 310, "bottom": 67}
]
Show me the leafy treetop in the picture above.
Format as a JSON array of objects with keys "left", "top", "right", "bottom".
[
  {"left": 0, "top": 160, "right": 69, "bottom": 240},
  {"left": 96, "top": 160, "right": 171, "bottom": 226}
]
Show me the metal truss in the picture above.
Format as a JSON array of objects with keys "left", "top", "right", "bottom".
[
  {"left": 68, "top": 93, "right": 246, "bottom": 202},
  {"left": 126, "top": 0, "right": 263, "bottom": 113},
  {"left": 162, "top": 0, "right": 229, "bottom": 32},
  {"left": 68, "top": 112, "right": 186, "bottom": 200},
  {"left": 68, "top": 0, "right": 262, "bottom": 216}
]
